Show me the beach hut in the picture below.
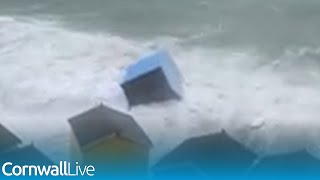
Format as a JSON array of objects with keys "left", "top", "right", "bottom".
[
  {"left": 0, "top": 144, "right": 54, "bottom": 165},
  {"left": 250, "top": 150, "right": 320, "bottom": 179},
  {"left": 0, "top": 123, "right": 22, "bottom": 153},
  {"left": 153, "top": 130, "right": 256, "bottom": 179},
  {"left": 121, "top": 50, "right": 183, "bottom": 107},
  {"left": 68, "top": 104, "right": 153, "bottom": 176}
]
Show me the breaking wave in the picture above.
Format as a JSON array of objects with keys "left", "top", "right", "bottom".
[{"left": 0, "top": 16, "right": 320, "bottom": 164}]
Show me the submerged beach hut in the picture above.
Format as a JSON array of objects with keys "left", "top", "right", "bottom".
[
  {"left": 0, "top": 123, "right": 22, "bottom": 153},
  {"left": 121, "top": 50, "right": 183, "bottom": 107},
  {"left": 153, "top": 130, "right": 256, "bottom": 179},
  {"left": 68, "top": 104, "right": 153, "bottom": 176},
  {"left": 250, "top": 150, "right": 320, "bottom": 178}
]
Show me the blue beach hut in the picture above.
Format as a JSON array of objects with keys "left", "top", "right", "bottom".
[
  {"left": 249, "top": 150, "right": 320, "bottom": 179},
  {"left": 153, "top": 130, "right": 257, "bottom": 179},
  {"left": 0, "top": 123, "right": 22, "bottom": 153},
  {"left": 121, "top": 50, "right": 183, "bottom": 107},
  {"left": 0, "top": 144, "right": 54, "bottom": 166}
]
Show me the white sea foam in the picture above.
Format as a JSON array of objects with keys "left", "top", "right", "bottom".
[{"left": 0, "top": 16, "right": 320, "bottom": 164}]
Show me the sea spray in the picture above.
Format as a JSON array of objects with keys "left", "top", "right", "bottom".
[{"left": 0, "top": 16, "right": 320, "bottom": 165}]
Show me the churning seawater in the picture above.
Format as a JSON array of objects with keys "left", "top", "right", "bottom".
[{"left": 1, "top": 0, "right": 320, "bottom": 164}]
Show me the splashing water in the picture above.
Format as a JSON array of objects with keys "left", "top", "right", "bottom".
[{"left": 0, "top": 16, "right": 320, "bottom": 164}]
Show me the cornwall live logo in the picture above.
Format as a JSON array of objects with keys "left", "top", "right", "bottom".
[{"left": 1, "top": 161, "right": 95, "bottom": 177}]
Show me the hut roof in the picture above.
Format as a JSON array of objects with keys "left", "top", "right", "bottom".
[
  {"left": 154, "top": 130, "right": 256, "bottom": 176},
  {"left": 0, "top": 144, "right": 54, "bottom": 165},
  {"left": 252, "top": 150, "right": 320, "bottom": 176},
  {"left": 0, "top": 123, "right": 22, "bottom": 152},
  {"left": 69, "top": 104, "right": 152, "bottom": 149}
]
